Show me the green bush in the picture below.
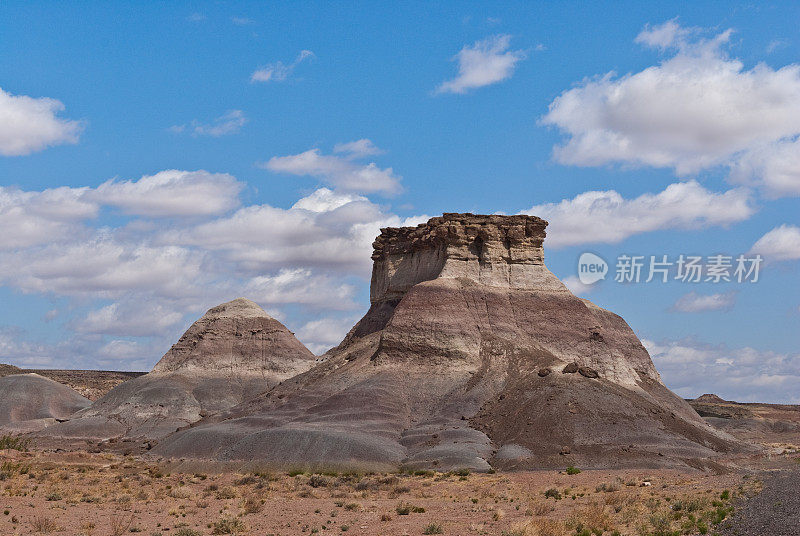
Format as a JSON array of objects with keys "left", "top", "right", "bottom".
[
  {"left": 566, "top": 466, "right": 581, "bottom": 475},
  {"left": 423, "top": 522, "right": 444, "bottom": 534}
]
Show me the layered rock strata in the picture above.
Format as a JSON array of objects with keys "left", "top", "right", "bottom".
[
  {"left": 39, "top": 298, "right": 316, "bottom": 441},
  {"left": 154, "top": 215, "right": 750, "bottom": 471}
]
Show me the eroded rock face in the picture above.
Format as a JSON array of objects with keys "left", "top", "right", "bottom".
[
  {"left": 0, "top": 374, "right": 91, "bottom": 433},
  {"left": 155, "top": 215, "right": 751, "bottom": 471},
  {"left": 371, "top": 214, "right": 550, "bottom": 303},
  {"left": 39, "top": 299, "right": 316, "bottom": 441}
]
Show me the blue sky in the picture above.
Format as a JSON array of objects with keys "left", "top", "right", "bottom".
[{"left": 1, "top": 2, "right": 798, "bottom": 402}]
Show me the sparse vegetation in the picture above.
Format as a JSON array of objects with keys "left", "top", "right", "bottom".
[
  {"left": 212, "top": 516, "right": 246, "bottom": 534},
  {"left": 423, "top": 522, "right": 444, "bottom": 534},
  {"left": 566, "top": 466, "right": 581, "bottom": 475},
  {"left": 0, "top": 435, "right": 31, "bottom": 451},
  {"left": 31, "top": 515, "right": 58, "bottom": 533}
]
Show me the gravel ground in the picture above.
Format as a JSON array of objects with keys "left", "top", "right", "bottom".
[{"left": 719, "top": 470, "right": 800, "bottom": 536}]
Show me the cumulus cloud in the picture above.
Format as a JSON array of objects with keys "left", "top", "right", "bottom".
[
  {"left": 263, "top": 141, "right": 402, "bottom": 195},
  {"left": 333, "top": 139, "right": 385, "bottom": 158},
  {"left": 0, "top": 186, "right": 96, "bottom": 249},
  {"left": 0, "top": 161, "right": 425, "bottom": 368},
  {"left": 0, "top": 170, "right": 242, "bottom": 252},
  {"left": 76, "top": 300, "right": 187, "bottom": 337},
  {"left": 295, "top": 315, "right": 361, "bottom": 355},
  {"left": 171, "top": 110, "right": 247, "bottom": 137},
  {"left": 522, "top": 181, "right": 754, "bottom": 247},
  {"left": 0, "top": 87, "right": 83, "bottom": 156},
  {"left": 542, "top": 20, "right": 800, "bottom": 197},
  {"left": 562, "top": 275, "right": 595, "bottom": 296},
  {"left": 0, "top": 327, "right": 55, "bottom": 368},
  {"left": 645, "top": 338, "right": 800, "bottom": 403},
  {"left": 436, "top": 35, "right": 525, "bottom": 94},
  {"left": 251, "top": 50, "right": 314, "bottom": 83},
  {"left": 671, "top": 291, "right": 737, "bottom": 313},
  {"left": 91, "top": 170, "right": 243, "bottom": 217},
  {"left": 165, "top": 188, "right": 422, "bottom": 274},
  {"left": 750, "top": 224, "right": 800, "bottom": 261}
]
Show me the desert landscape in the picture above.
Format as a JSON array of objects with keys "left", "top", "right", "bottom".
[
  {"left": 1, "top": 214, "right": 798, "bottom": 535},
  {"left": 3, "top": 5, "right": 800, "bottom": 535}
]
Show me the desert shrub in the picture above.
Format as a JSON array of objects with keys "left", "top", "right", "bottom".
[
  {"left": 720, "top": 490, "right": 730, "bottom": 500},
  {"left": 174, "top": 530, "right": 201, "bottom": 536},
  {"left": 596, "top": 482, "right": 619, "bottom": 493},
  {"left": 544, "top": 488, "right": 562, "bottom": 500},
  {"left": 31, "top": 515, "right": 58, "bottom": 533},
  {"left": 215, "top": 486, "right": 237, "bottom": 499},
  {"left": 242, "top": 495, "right": 263, "bottom": 514},
  {"left": 423, "top": 522, "right": 444, "bottom": 534},
  {"left": 212, "top": 517, "right": 246, "bottom": 534},
  {"left": 109, "top": 513, "right": 134, "bottom": 536},
  {"left": 502, "top": 518, "right": 568, "bottom": 536},
  {"left": 396, "top": 502, "right": 426, "bottom": 515},
  {"left": 0, "top": 435, "right": 31, "bottom": 451},
  {"left": 565, "top": 466, "right": 581, "bottom": 475},
  {"left": 308, "top": 474, "right": 330, "bottom": 488},
  {"left": 45, "top": 491, "right": 63, "bottom": 501}
]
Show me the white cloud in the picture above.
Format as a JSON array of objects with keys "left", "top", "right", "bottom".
[
  {"left": 542, "top": 20, "right": 800, "bottom": 197},
  {"left": 231, "top": 16, "right": 254, "bottom": 25},
  {"left": 333, "top": 139, "right": 385, "bottom": 158},
  {"left": 76, "top": 300, "right": 186, "bottom": 337},
  {"left": 244, "top": 269, "right": 357, "bottom": 310},
  {"left": 0, "top": 186, "right": 96, "bottom": 249},
  {"left": 251, "top": 50, "right": 314, "bottom": 83},
  {"left": 562, "top": 275, "right": 595, "bottom": 296},
  {"left": 750, "top": 224, "right": 800, "bottom": 261},
  {"left": 522, "top": 181, "right": 754, "bottom": 247},
  {"left": 644, "top": 338, "right": 800, "bottom": 403},
  {"left": 295, "top": 315, "right": 361, "bottom": 355},
  {"left": 263, "top": 142, "right": 402, "bottom": 195},
  {"left": 729, "top": 138, "right": 800, "bottom": 198},
  {"left": 671, "top": 291, "right": 737, "bottom": 313},
  {"left": 0, "top": 327, "right": 55, "bottom": 368},
  {"left": 0, "top": 236, "right": 205, "bottom": 298},
  {"left": 171, "top": 110, "right": 247, "bottom": 137},
  {"left": 0, "top": 87, "right": 83, "bottom": 156},
  {"left": 437, "top": 35, "right": 525, "bottom": 94},
  {"left": 165, "top": 188, "right": 423, "bottom": 274},
  {"left": 91, "top": 170, "right": 243, "bottom": 217}
]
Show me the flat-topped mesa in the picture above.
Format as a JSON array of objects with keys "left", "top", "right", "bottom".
[{"left": 370, "top": 213, "right": 561, "bottom": 303}]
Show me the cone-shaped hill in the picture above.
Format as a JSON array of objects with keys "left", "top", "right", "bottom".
[
  {"left": 0, "top": 373, "right": 91, "bottom": 433},
  {"left": 40, "top": 298, "right": 316, "bottom": 441},
  {"left": 154, "top": 214, "right": 753, "bottom": 471}
]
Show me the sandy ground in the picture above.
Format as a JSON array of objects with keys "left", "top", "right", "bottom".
[{"left": 1, "top": 448, "right": 781, "bottom": 536}]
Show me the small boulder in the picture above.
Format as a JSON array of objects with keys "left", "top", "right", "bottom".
[
  {"left": 562, "top": 362, "right": 578, "bottom": 374},
  {"left": 537, "top": 368, "right": 552, "bottom": 377},
  {"left": 578, "top": 366, "right": 599, "bottom": 379}
]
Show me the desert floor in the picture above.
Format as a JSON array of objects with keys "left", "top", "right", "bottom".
[{"left": 2, "top": 448, "right": 791, "bottom": 536}]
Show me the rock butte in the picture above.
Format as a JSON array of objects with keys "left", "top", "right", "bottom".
[
  {"left": 38, "top": 298, "right": 316, "bottom": 441},
  {"left": 154, "top": 214, "right": 751, "bottom": 471}
]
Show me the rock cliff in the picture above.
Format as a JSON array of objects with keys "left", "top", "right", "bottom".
[{"left": 154, "top": 215, "right": 751, "bottom": 471}]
